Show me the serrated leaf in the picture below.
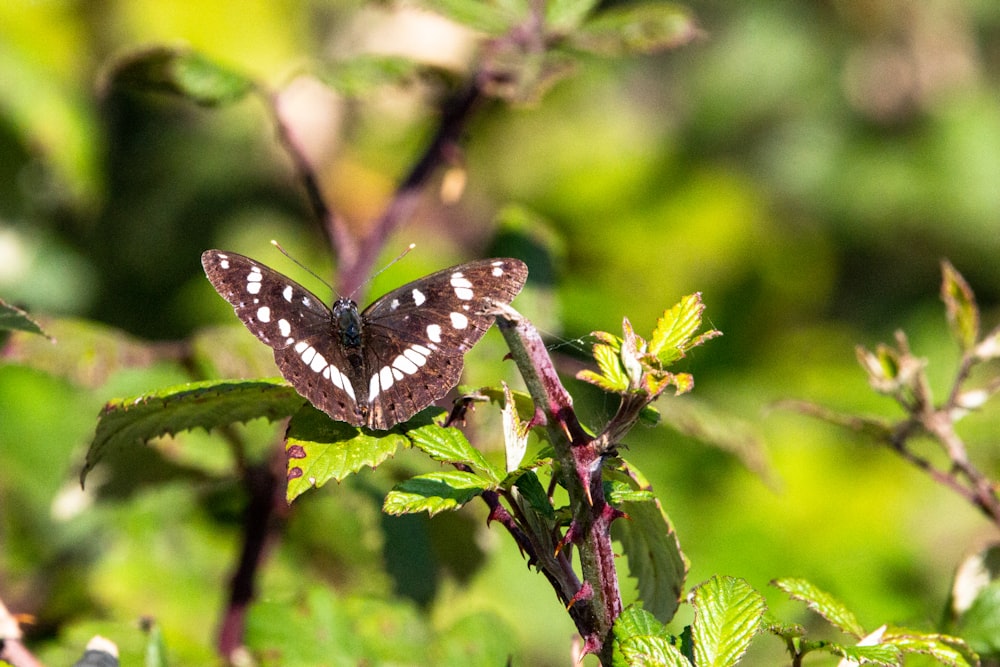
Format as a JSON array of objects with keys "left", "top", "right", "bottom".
[
  {"left": 882, "top": 628, "right": 978, "bottom": 667},
  {"left": 941, "top": 260, "right": 980, "bottom": 352},
  {"left": 578, "top": 342, "right": 630, "bottom": 392},
  {"left": 82, "top": 379, "right": 304, "bottom": 486},
  {"left": 649, "top": 293, "right": 706, "bottom": 362},
  {"left": 0, "top": 299, "right": 51, "bottom": 339},
  {"left": 512, "top": 471, "right": 555, "bottom": 519},
  {"left": 690, "top": 576, "right": 767, "bottom": 667},
  {"left": 285, "top": 405, "right": 407, "bottom": 502},
  {"left": 318, "top": 55, "right": 436, "bottom": 98},
  {"left": 383, "top": 470, "right": 489, "bottom": 516},
  {"left": 773, "top": 578, "right": 866, "bottom": 638},
  {"left": 828, "top": 642, "right": 901, "bottom": 665},
  {"left": 107, "top": 47, "right": 255, "bottom": 106},
  {"left": 609, "top": 466, "right": 687, "bottom": 623},
  {"left": 405, "top": 423, "right": 500, "bottom": 484},
  {"left": 612, "top": 606, "right": 689, "bottom": 667},
  {"left": 571, "top": 2, "right": 699, "bottom": 56}
]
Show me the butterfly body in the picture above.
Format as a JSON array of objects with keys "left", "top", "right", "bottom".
[{"left": 201, "top": 250, "right": 528, "bottom": 430}]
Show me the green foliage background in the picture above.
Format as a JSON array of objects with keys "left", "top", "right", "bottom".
[{"left": 3, "top": 1, "right": 1000, "bottom": 664}]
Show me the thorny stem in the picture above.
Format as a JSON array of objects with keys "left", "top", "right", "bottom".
[{"left": 494, "top": 304, "right": 623, "bottom": 664}]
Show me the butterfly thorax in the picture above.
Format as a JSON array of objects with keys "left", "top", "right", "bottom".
[{"left": 332, "top": 298, "right": 362, "bottom": 348}]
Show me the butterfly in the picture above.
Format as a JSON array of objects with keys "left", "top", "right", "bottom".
[{"left": 201, "top": 250, "right": 528, "bottom": 430}]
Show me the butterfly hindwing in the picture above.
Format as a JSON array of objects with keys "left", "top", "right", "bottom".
[{"left": 202, "top": 250, "right": 528, "bottom": 430}]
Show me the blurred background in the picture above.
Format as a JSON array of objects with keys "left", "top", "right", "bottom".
[{"left": 2, "top": 1, "right": 1000, "bottom": 664}]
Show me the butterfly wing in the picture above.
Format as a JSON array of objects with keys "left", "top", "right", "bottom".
[
  {"left": 201, "top": 250, "right": 367, "bottom": 425},
  {"left": 358, "top": 258, "right": 528, "bottom": 430}
]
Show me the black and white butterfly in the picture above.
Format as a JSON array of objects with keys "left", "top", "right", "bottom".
[{"left": 201, "top": 250, "right": 528, "bottom": 430}]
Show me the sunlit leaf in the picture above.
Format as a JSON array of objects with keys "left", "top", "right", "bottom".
[
  {"left": 83, "top": 379, "right": 304, "bottom": 486},
  {"left": 612, "top": 606, "right": 689, "bottom": 667},
  {"left": 383, "top": 470, "right": 490, "bottom": 516},
  {"left": 649, "top": 293, "right": 705, "bottom": 362},
  {"left": 414, "top": 0, "right": 516, "bottom": 34},
  {"left": 690, "top": 576, "right": 766, "bottom": 667},
  {"left": 406, "top": 421, "right": 500, "bottom": 483},
  {"left": 941, "top": 260, "right": 980, "bottom": 352},
  {"left": 501, "top": 382, "right": 529, "bottom": 472},
  {"left": 772, "top": 578, "right": 865, "bottom": 637},
  {"left": 883, "top": 628, "right": 978, "bottom": 667},
  {"left": 285, "top": 405, "right": 407, "bottom": 502}
]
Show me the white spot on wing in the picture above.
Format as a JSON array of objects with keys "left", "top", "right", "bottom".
[
  {"left": 369, "top": 374, "right": 380, "bottom": 401},
  {"left": 412, "top": 288, "right": 426, "bottom": 306},
  {"left": 334, "top": 373, "right": 358, "bottom": 403},
  {"left": 391, "top": 366, "right": 404, "bottom": 381},
  {"left": 294, "top": 341, "right": 308, "bottom": 353},
  {"left": 454, "top": 287, "right": 474, "bottom": 300},
  {"left": 427, "top": 323, "right": 442, "bottom": 343},
  {"left": 404, "top": 347, "right": 428, "bottom": 366},
  {"left": 390, "top": 298, "right": 400, "bottom": 310},
  {"left": 278, "top": 319, "right": 291, "bottom": 337},
  {"left": 220, "top": 259, "right": 230, "bottom": 270},
  {"left": 380, "top": 366, "right": 395, "bottom": 391},
  {"left": 256, "top": 306, "right": 271, "bottom": 323},
  {"left": 342, "top": 375, "right": 356, "bottom": 401},
  {"left": 283, "top": 285, "right": 293, "bottom": 302},
  {"left": 310, "top": 351, "right": 327, "bottom": 373},
  {"left": 300, "top": 345, "right": 316, "bottom": 365},
  {"left": 450, "top": 312, "right": 469, "bottom": 329},
  {"left": 411, "top": 343, "right": 431, "bottom": 356},
  {"left": 491, "top": 261, "right": 505, "bottom": 277},
  {"left": 247, "top": 282, "right": 262, "bottom": 295},
  {"left": 393, "top": 354, "right": 419, "bottom": 375}
]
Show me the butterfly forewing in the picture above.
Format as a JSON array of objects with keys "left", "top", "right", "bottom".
[
  {"left": 359, "top": 258, "right": 528, "bottom": 429},
  {"left": 201, "top": 251, "right": 330, "bottom": 349},
  {"left": 202, "top": 250, "right": 528, "bottom": 431}
]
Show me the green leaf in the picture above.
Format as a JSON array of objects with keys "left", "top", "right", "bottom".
[
  {"left": 772, "top": 578, "right": 866, "bottom": 637},
  {"left": 941, "top": 260, "right": 980, "bottom": 352},
  {"left": 823, "top": 642, "right": 901, "bottom": 665},
  {"left": 82, "top": 379, "right": 304, "bottom": 486},
  {"left": 318, "top": 55, "right": 439, "bottom": 98},
  {"left": 142, "top": 618, "right": 168, "bottom": 667},
  {"left": 578, "top": 341, "right": 630, "bottom": 392},
  {"left": 512, "top": 471, "right": 555, "bottom": 520},
  {"left": 649, "top": 293, "right": 707, "bottom": 363},
  {"left": 690, "top": 576, "right": 766, "bottom": 667},
  {"left": 571, "top": 2, "right": 700, "bottom": 57},
  {"left": 0, "top": 298, "right": 51, "bottom": 339},
  {"left": 546, "top": 0, "right": 600, "bottom": 32},
  {"left": 383, "top": 471, "right": 490, "bottom": 516},
  {"left": 405, "top": 422, "right": 501, "bottom": 484},
  {"left": 3, "top": 317, "right": 157, "bottom": 388},
  {"left": 285, "top": 405, "right": 407, "bottom": 502},
  {"left": 612, "top": 606, "right": 690, "bottom": 667},
  {"left": 107, "top": 47, "right": 255, "bottom": 106},
  {"left": 414, "top": 0, "right": 517, "bottom": 34},
  {"left": 952, "top": 580, "right": 1000, "bottom": 658},
  {"left": 609, "top": 466, "right": 687, "bottom": 624},
  {"left": 883, "top": 628, "right": 978, "bottom": 667}
]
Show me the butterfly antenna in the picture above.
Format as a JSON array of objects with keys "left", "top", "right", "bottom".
[
  {"left": 348, "top": 243, "right": 417, "bottom": 300},
  {"left": 270, "top": 240, "right": 339, "bottom": 296}
]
